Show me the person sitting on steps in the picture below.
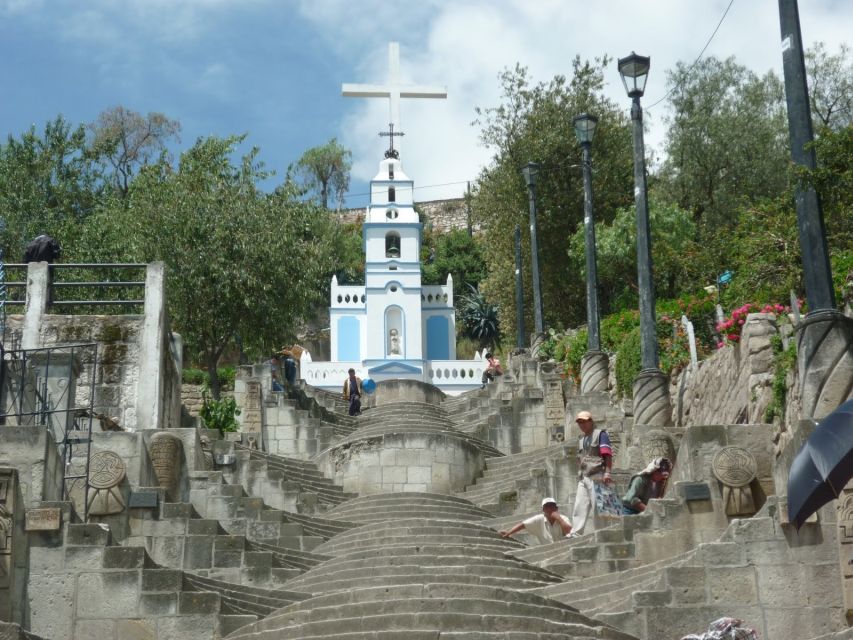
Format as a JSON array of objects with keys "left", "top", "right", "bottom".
[
  {"left": 621, "top": 457, "right": 671, "bottom": 514},
  {"left": 499, "top": 497, "right": 572, "bottom": 545},
  {"left": 481, "top": 352, "right": 503, "bottom": 387}
]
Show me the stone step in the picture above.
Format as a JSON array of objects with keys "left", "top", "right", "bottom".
[{"left": 483, "top": 443, "right": 570, "bottom": 471}]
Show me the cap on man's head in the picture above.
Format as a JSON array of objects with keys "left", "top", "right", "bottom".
[
  {"left": 575, "top": 410, "right": 593, "bottom": 422},
  {"left": 541, "top": 497, "right": 558, "bottom": 508}
]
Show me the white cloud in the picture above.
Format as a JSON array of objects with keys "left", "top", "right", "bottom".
[{"left": 299, "top": 0, "right": 853, "bottom": 202}]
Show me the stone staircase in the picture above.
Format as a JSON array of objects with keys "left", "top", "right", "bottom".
[
  {"left": 454, "top": 443, "right": 572, "bottom": 515},
  {"left": 27, "top": 520, "right": 309, "bottom": 640}
]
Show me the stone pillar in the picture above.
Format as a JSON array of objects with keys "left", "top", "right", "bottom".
[
  {"left": 632, "top": 369, "right": 673, "bottom": 427},
  {"left": 796, "top": 310, "right": 853, "bottom": 420},
  {"left": 0, "top": 469, "right": 16, "bottom": 623},
  {"left": 136, "top": 262, "right": 166, "bottom": 431},
  {"left": 580, "top": 351, "right": 609, "bottom": 393},
  {"left": 22, "top": 262, "right": 50, "bottom": 350}
]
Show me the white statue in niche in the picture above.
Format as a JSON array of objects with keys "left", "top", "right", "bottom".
[{"left": 388, "top": 328, "right": 401, "bottom": 355}]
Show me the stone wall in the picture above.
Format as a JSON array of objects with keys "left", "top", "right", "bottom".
[
  {"left": 339, "top": 197, "right": 476, "bottom": 234},
  {"left": 672, "top": 313, "right": 781, "bottom": 428}
]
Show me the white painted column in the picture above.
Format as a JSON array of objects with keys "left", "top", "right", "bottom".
[
  {"left": 22, "top": 262, "right": 50, "bottom": 350},
  {"left": 136, "top": 262, "right": 166, "bottom": 431}
]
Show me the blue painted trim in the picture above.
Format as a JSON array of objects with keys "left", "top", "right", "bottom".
[{"left": 368, "top": 361, "right": 422, "bottom": 374}]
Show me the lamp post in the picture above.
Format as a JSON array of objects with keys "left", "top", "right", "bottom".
[
  {"left": 573, "top": 114, "right": 608, "bottom": 392},
  {"left": 777, "top": 0, "right": 849, "bottom": 422},
  {"left": 521, "top": 162, "right": 545, "bottom": 336},
  {"left": 514, "top": 224, "right": 525, "bottom": 349},
  {"left": 618, "top": 52, "right": 672, "bottom": 426}
]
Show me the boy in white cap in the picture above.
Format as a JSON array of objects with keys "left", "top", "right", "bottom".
[{"left": 499, "top": 498, "right": 573, "bottom": 545}]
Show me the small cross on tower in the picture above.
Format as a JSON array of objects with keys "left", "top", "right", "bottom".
[{"left": 379, "top": 123, "right": 405, "bottom": 159}]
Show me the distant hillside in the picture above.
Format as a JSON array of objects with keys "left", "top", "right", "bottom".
[{"left": 339, "top": 197, "right": 479, "bottom": 234}]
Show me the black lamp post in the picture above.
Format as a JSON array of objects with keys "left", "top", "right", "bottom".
[
  {"left": 573, "top": 113, "right": 601, "bottom": 352},
  {"left": 618, "top": 52, "right": 657, "bottom": 371},
  {"left": 521, "top": 162, "right": 545, "bottom": 335},
  {"left": 514, "top": 224, "right": 525, "bottom": 349},
  {"left": 573, "top": 113, "right": 609, "bottom": 392},
  {"left": 618, "top": 52, "right": 672, "bottom": 426}
]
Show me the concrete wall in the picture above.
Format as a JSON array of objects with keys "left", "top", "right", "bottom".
[
  {"left": 318, "top": 432, "right": 486, "bottom": 495},
  {"left": 9, "top": 262, "right": 180, "bottom": 433}
]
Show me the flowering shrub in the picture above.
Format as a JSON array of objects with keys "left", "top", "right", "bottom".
[{"left": 715, "top": 302, "right": 792, "bottom": 348}]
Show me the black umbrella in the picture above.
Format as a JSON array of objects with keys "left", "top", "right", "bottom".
[{"left": 787, "top": 399, "right": 853, "bottom": 529}]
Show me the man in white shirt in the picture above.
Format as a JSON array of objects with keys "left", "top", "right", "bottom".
[{"left": 499, "top": 497, "right": 573, "bottom": 545}]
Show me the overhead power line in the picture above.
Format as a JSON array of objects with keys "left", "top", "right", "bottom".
[{"left": 645, "top": 0, "right": 737, "bottom": 110}]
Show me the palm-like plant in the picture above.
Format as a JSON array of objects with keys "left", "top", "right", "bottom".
[{"left": 459, "top": 283, "right": 501, "bottom": 349}]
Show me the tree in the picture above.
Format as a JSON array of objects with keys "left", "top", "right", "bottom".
[
  {"left": 107, "top": 135, "right": 336, "bottom": 398},
  {"left": 291, "top": 138, "right": 352, "bottom": 210},
  {"left": 806, "top": 42, "right": 853, "bottom": 130},
  {"left": 471, "top": 59, "right": 634, "bottom": 338},
  {"left": 568, "top": 199, "right": 697, "bottom": 313},
  {"left": 88, "top": 106, "right": 181, "bottom": 196},
  {"left": 422, "top": 228, "right": 487, "bottom": 298},
  {"left": 0, "top": 116, "right": 101, "bottom": 261}
]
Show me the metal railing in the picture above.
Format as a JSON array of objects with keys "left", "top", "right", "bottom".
[
  {"left": 3, "top": 263, "right": 147, "bottom": 313},
  {"left": 0, "top": 342, "right": 98, "bottom": 520}
]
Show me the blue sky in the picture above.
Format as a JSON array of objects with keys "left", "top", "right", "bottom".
[{"left": 1, "top": 0, "right": 850, "bottom": 207}]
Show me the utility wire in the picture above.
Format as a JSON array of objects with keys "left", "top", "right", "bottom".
[{"left": 645, "top": 0, "right": 737, "bottom": 110}]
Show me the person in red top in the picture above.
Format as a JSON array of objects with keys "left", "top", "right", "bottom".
[{"left": 481, "top": 352, "right": 503, "bottom": 387}]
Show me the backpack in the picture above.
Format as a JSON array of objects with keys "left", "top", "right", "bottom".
[{"left": 24, "top": 235, "right": 61, "bottom": 263}]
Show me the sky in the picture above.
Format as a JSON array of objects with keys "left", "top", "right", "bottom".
[{"left": 0, "top": 0, "right": 850, "bottom": 208}]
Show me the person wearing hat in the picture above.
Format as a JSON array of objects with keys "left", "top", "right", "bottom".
[
  {"left": 622, "top": 457, "right": 671, "bottom": 513},
  {"left": 499, "top": 498, "right": 572, "bottom": 545},
  {"left": 570, "top": 410, "right": 613, "bottom": 536}
]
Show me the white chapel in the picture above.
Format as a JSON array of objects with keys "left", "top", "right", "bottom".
[{"left": 299, "top": 43, "right": 486, "bottom": 395}]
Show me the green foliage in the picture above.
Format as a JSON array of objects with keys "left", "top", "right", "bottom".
[
  {"left": 805, "top": 43, "right": 853, "bottom": 130},
  {"left": 96, "top": 134, "right": 336, "bottom": 397},
  {"left": 182, "top": 367, "right": 236, "bottom": 390},
  {"left": 472, "top": 59, "right": 634, "bottom": 339},
  {"left": 88, "top": 106, "right": 180, "bottom": 196},
  {"left": 331, "top": 221, "right": 365, "bottom": 285},
  {"left": 290, "top": 138, "right": 352, "bottom": 210},
  {"left": 614, "top": 328, "right": 642, "bottom": 398},
  {"left": 422, "top": 229, "right": 487, "bottom": 298},
  {"left": 0, "top": 116, "right": 102, "bottom": 261},
  {"left": 569, "top": 198, "right": 697, "bottom": 311},
  {"left": 459, "top": 283, "right": 501, "bottom": 349},
  {"left": 764, "top": 335, "right": 798, "bottom": 423},
  {"left": 199, "top": 392, "right": 241, "bottom": 434}
]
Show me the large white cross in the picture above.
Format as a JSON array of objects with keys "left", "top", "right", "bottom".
[{"left": 342, "top": 42, "right": 447, "bottom": 151}]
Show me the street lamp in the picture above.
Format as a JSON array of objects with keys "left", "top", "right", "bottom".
[
  {"left": 618, "top": 52, "right": 672, "bottom": 426},
  {"left": 514, "top": 224, "right": 525, "bottom": 349},
  {"left": 521, "top": 161, "right": 545, "bottom": 336},
  {"left": 573, "top": 113, "right": 608, "bottom": 392}
]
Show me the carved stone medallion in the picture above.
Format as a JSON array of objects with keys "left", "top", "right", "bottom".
[
  {"left": 87, "top": 451, "right": 127, "bottom": 516},
  {"left": 712, "top": 446, "right": 757, "bottom": 488}
]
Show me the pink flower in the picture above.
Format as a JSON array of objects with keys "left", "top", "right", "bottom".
[
  {"left": 716, "top": 341, "right": 725, "bottom": 349},
  {"left": 727, "top": 333, "right": 740, "bottom": 342},
  {"left": 738, "top": 319, "right": 745, "bottom": 325}
]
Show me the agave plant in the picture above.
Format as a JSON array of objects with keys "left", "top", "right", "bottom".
[{"left": 459, "top": 283, "right": 501, "bottom": 349}]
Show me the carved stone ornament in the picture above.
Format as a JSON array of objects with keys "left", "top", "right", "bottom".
[
  {"left": 149, "top": 431, "right": 184, "bottom": 501},
  {"left": 87, "top": 450, "right": 127, "bottom": 516},
  {"left": 642, "top": 430, "right": 676, "bottom": 466},
  {"left": 712, "top": 446, "right": 757, "bottom": 487},
  {"left": 712, "top": 446, "right": 758, "bottom": 516}
]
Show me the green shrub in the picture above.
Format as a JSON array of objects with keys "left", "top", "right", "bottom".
[
  {"left": 614, "top": 328, "right": 642, "bottom": 398},
  {"left": 199, "top": 392, "right": 241, "bottom": 434},
  {"left": 764, "top": 335, "right": 797, "bottom": 423},
  {"left": 182, "top": 367, "right": 237, "bottom": 390}
]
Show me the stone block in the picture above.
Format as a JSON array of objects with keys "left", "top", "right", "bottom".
[
  {"left": 182, "top": 536, "right": 214, "bottom": 569},
  {"left": 66, "top": 524, "right": 111, "bottom": 546},
  {"left": 65, "top": 546, "right": 105, "bottom": 571},
  {"left": 139, "top": 592, "right": 178, "bottom": 616},
  {"left": 178, "top": 591, "right": 220, "bottom": 614},
  {"left": 141, "top": 569, "right": 182, "bottom": 592},
  {"left": 707, "top": 566, "right": 758, "bottom": 605},
  {"left": 29, "top": 546, "right": 64, "bottom": 573},
  {"left": 633, "top": 589, "right": 672, "bottom": 606},
  {"left": 103, "top": 546, "right": 146, "bottom": 569},
  {"left": 157, "top": 615, "right": 217, "bottom": 640},
  {"left": 382, "top": 466, "right": 407, "bottom": 484},
  {"left": 698, "top": 542, "right": 745, "bottom": 566},
  {"left": 73, "top": 618, "right": 115, "bottom": 640},
  {"left": 27, "top": 573, "right": 75, "bottom": 640},
  {"left": 76, "top": 571, "right": 140, "bottom": 618},
  {"left": 763, "top": 606, "right": 839, "bottom": 640},
  {"left": 407, "top": 466, "right": 432, "bottom": 484},
  {"left": 115, "top": 618, "right": 157, "bottom": 640},
  {"left": 666, "top": 566, "right": 706, "bottom": 604}
]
